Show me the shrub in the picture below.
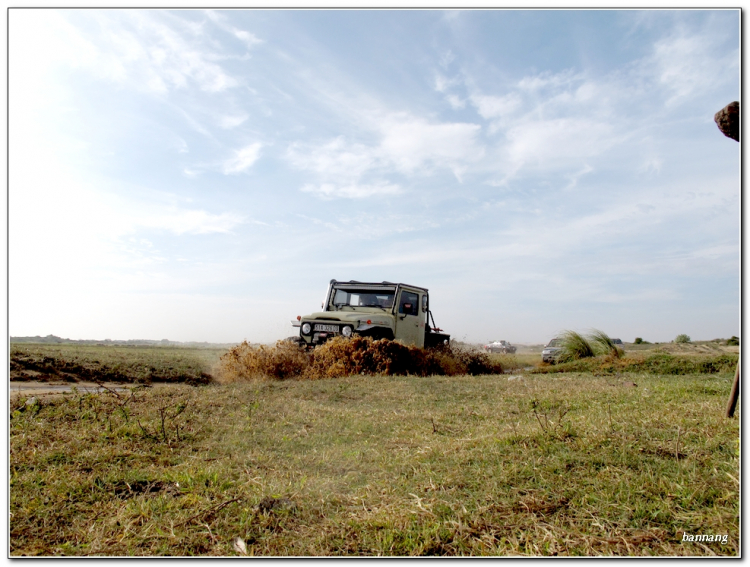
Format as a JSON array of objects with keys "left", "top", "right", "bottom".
[
  {"left": 727, "top": 336, "right": 740, "bottom": 346},
  {"left": 217, "top": 336, "right": 503, "bottom": 382},
  {"left": 634, "top": 337, "right": 642, "bottom": 344},
  {"left": 308, "top": 335, "right": 421, "bottom": 378},
  {"left": 675, "top": 334, "right": 691, "bottom": 344},
  {"left": 218, "top": 340, "right": 311, "bottom": 382}
]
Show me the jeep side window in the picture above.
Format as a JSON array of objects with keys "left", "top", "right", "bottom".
[{"left": 399, "top": 291, "right": 419, "bottom": 316}]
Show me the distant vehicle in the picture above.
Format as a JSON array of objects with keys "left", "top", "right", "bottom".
[
  {"left": 483, "top": 340, "right": 517, "bottom": 354},
  {"left": 542, "top": 338, "right": 563, "bottom": 363},
  {"left": 612, "top": 338, "right": 623, "bottom": 345}
]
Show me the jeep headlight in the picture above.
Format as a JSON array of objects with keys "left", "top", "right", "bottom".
[
  {"left": 301, "top": 322, "right": 312, "bottom": 335},
  {"left": 341, "top": 325, "right": 353, "bottom": 337}
]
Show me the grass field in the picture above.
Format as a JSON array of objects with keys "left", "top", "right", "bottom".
[
  {"left": 10, "top": 343, "right": 225, "bottom": 384},
  {"left": 9, "top": 344, "right": 740, "bottom": 556}
]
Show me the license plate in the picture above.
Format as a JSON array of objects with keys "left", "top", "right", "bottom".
[{"left": 314, "top": 324, "right": 339, "bottom": 333}]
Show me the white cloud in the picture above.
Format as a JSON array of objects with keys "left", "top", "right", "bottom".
[
  {"left": 446, "top": 95, "right": 465, "bottom": 109},
  {"left": 639, "top": 157, "right": 663, "bottom": 175},
  {"left": 470, "top": 92, "right": 522, "bottom": 120},
  {"left": 222, "top": 142, "right": 263, "bottom": 174},
  {"left": 140, "top": 209, "right": 245, "bottom": 234},
  {"left": 16, "top": 10, "right": 241, "bottom": 95},
  {"left": 335, "top": 212, "right": 440, "bottom": 236},
  {"left": 287, "top": 115, "right": 484, "bottom": 192},
  {"left": 219, "top": 113, "right": 249, "bottom": 129},
  {"left": 464, "top": 66, "right": 630, "bottom": 184},
  {"left": 287, "top": 137, "right": 377, "bottom": 181},
  {"left": 234, "top": 29, "right": 263, "bottom": 49},
  {"left": 636, "top": 203, "right": 656, "bottom": 214},
  {"left": 206, "top": 9, "right": 264, "bottom": 49},
  {"left": 301, "top": 183, "right": 401, "bottom": 200},
  {"left": 17, "top": 11, "right": 98, "bottom": 73},
  {"left": 517, "top": 69, "right": 580, "bottom": 92},
  {"left": 503, "top": 117, "right": 614, "bottom": 174},
  {"left": 295, "top": 213, "right": 342, "bottom": 232},
  {"left": 434, "top": 72, "right": 462, "bottom": 94},
  {"left": 563, "top": 164, "right": 594, "bottom": 191},
  {"left": 378, "top": 115, "right": 484, "bottom": 175},
  {"left": 439, "top": 49, "right": 456, "bottom": 69},
  {"left": 648, "top": 27, "right": 737, "bottom": 105}
]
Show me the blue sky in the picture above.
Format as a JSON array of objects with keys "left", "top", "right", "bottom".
[{"left": 10, "top": 9, "right": 740, "bottom": 344}]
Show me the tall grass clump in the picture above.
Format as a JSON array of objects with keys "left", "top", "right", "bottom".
[
  {"left": 552, "top": 329, "right": 622, "bottom": 363},
  {"left": 557, "top": 330, "right": 595, "bottom": 363},
  {"left": 588, "top": 329, "right": 623, "bottom": 359},
  {"left": 217, "top": 336, "right": 502, "bottom": 382}
]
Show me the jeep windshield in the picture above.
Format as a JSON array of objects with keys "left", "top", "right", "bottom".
[{"left": 330, "top": 287, "right": 395, "bottom": 311}]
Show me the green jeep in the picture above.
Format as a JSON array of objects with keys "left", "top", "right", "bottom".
[{"left": 292, "top": 280, "right": 450, "bottom": 349}]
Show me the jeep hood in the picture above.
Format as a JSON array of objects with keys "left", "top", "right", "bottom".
[{"left": 302, "top": 311, "right": 394, "bottom": 326}]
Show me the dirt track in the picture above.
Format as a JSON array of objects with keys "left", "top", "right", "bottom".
[{"left": 9, "top": 381, "right": 140, "bottom": 399}]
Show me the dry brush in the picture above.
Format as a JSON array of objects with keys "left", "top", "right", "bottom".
[{"left": 217, "top": 336, "right": 503, "bottom": 382}]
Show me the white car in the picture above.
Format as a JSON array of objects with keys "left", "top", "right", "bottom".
[{"left": 483, "top": 340, "right": 517, "bottom": 354}]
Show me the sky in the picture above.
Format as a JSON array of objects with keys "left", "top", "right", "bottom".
[{"left": 9, "top": 8, "right": 740, "bottom": 345}]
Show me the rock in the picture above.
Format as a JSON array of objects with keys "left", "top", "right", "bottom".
[{"left": 714, "top": 101, "right": 739, "bottom": 142}]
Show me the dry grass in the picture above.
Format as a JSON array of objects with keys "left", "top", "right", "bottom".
[
  {"left": 10, "top": 368, "right": 739, "bottom": 556},
  {"left": 217, "top": 337, "right": 503, "bottom": 382}
]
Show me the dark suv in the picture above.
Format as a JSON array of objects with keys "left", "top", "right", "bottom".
[{"left": 541, "top": 338, "right": 563, "bottom": 363}]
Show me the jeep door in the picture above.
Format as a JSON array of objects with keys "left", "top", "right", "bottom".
[{"left": 394, "top": 289, "right": 426, "bottom": 348}]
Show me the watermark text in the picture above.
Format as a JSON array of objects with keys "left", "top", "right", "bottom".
[{"left": 682, "top": 533, "right": 728, "bottom": 545}]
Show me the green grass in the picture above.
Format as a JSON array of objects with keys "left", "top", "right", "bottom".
[
  {"left": 532, "top": 352, "right": 738, "bottom": 376},
  {"left": 10, "top": 369, "right": 739, "bottom": 556},
  {"left": 10, "top": 344, "right": 224, "bottom": 384},
  {"left": 484, "top": 352, "right": 539, "bottom": 371},
  {"left": 557, "top": 330, "right": 596, "bottom": 362}
]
